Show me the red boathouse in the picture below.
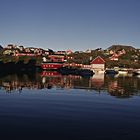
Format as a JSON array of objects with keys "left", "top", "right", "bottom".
[{"left": 90, "top": 56, "right": 105, "bottom": 72}]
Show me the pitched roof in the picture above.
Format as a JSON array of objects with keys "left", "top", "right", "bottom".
[{"left": 91, "top": 56, "right": 105, "bottom": 64}]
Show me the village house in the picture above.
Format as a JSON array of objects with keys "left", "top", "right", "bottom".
[
  {"left": 6, "top": 44, "right": 17, "bottom": 49},
  {"left": 55, "top": 50, "right": 72, "bottom": 55},
  {"left": 109, "top": 49, "right": 126, "bottom": 61},
  {"left": 17, "top": 46, "right": 24, "bottom": 52},
  {"left": 12, "top": 47, "right": 51, "bottom": 57},
  {"left": 109, "top": 53, "right": 119, "bottom": 61},
  {"left": 55, "top": 51, "right": 66, "bottom": 55},
  {"left": 90, "top": 56, "right": 105, "bottom": 73},
  {"left": 66, "top": 50, "right": 73, "bottom": 55},
  {"left": 109, "top": 50, "right": 114, "bottom": 54},
  {"left": 48, "top": 54, "right": 65, "bottom": 62}
]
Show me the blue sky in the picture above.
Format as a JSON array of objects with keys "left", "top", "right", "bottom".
[{"left": 0, "top": 0, "right": 140, "bottom": 51}]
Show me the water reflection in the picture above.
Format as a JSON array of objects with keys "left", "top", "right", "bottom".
[{"left": 0, "top": 71, "right": 140, "bottom": 98}]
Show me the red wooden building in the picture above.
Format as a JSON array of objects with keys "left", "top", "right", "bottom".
[{"left": 90, "top": 56, "right": 105, "bottom": 72}]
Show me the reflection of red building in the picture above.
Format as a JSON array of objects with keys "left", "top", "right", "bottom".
[
  {"left": 41, "top": 62, "right": 64, "bottom": 70},
  {"left": 90, "top": 73, "right": 104, "bottom": 88},
  {"left": 108, "top": 81, "right": 126, "bottom": 97},
  {"left": 41, "top": 71, "right": 61, "bottom": 77}
]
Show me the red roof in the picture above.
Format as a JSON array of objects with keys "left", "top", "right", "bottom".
[{"left": 91, "top": 56, "right": 105, "bottom": 64}]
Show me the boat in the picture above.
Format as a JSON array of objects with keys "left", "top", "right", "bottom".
[
  {"left": 118, "top": 68, "right": 128, "bottom": 75},
  {"left": 78, "top": 69, "right": 94, "bottom": 77},
  {"left": 105, "top": 69, "right": 118, "bottom": 75},
  {"left": 133, "top": 69, "right": 140, "bottom": 75}
]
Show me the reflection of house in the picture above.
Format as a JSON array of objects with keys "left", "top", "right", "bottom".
[
  {"left": 108, "top": 81, "right": 129, "bottom": 97},
  {"left": 41, "top": 71, "right": 61, "bottom": 77},
  {"left": 90, "top": 56, "right": 105, "bottom": 72},
  {"left": 90, "top": 73, "right": 104, "bottom": 89}
]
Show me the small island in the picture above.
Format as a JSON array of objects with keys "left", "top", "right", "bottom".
[{"left": 0, "top": 44, "right": 140, "bottom": 75}]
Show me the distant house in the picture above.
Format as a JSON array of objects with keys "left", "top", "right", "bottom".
[
  {"left": 17, "top": 46, "right": 24, "bottom": 52},
  {"left": 66, "top": 50, "right": 73, "bottom": 55},
  {"left": 109, "top": 49, "right": 126, "bottom": 61},
  {"left": 6, "top": 44, "right": 17, "bottom": 49},
  {"left": 55, "top": 50, "right": 73, "bottom": 55},
  {"left": 48, "top": 54, "right": 65, "bottom": 62},
  {"left": 55, "top": 51, "right": 66, "bottom": 55},
  {"left": 109, "top": 53, "right": 119, "bottom": 61},
  {"left": 109, "top": 50, "right": 114, "bottom": 54},
  {"left": 90, "top": 56, "right": 105, "bottom": 72}
]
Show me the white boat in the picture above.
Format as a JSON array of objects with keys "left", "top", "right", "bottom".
[
  {"left": 118, "top": 68, "right": 128, "bottom": 75},
  {"left": 133, "top": 69, "right": 140, "bottom": 75}
]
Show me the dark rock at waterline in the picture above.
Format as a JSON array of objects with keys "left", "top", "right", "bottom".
[
  {"left": 57, "top": 67, "right": 94, "bottom": 77},
  {"left": 0, "top": 59, "right": 38, "bottom": 74}
]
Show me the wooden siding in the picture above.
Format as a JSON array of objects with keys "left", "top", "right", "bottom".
[{"left": 91, "top": 56, "right": 105, "bottom": 64}]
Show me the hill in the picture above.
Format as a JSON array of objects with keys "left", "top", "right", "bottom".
[{"left": 107, "top": 45, "right": 135, "bottom": 51}]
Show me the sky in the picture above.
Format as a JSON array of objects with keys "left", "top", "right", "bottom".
[{"left": 0, "top": 0, "right": 140, "bottom": 51}]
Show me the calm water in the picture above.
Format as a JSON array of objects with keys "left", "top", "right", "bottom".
[{"left": 0, "top": 72, "right": 140, "bottom": 139}]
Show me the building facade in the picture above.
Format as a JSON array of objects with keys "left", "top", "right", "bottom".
[{"left": 90, "top": 56, "right": 105, "bottom": 72}]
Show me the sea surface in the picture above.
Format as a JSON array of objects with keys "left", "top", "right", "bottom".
[{"left": 0, "top": 72, "right": 140, "bottom": 139}]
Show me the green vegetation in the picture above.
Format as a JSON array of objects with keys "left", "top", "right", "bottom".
[{"left": 0, "top": 54, "right": 42, "bottom": 66}]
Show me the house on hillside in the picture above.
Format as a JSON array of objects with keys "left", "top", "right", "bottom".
[
  {"left": 6, "top": 44, "right": 17, "bottom": 49},
  {"left": 109, "top": 49, "right": 126, "bottom": 61},
  {"left": 66, "top": 50, "right": 73, "bottom": 55},
  {"left": 90, "top": 56, "right": 105, "bottom": 72},
  {"left": 109, "top": 53, "right": 119, "bottom": 61},
  {"left": 48, "top": 54, "right": 65, "bottom": 62},
  {"left": 55, "top": 51, "right": 66, "bottom": 55}
]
